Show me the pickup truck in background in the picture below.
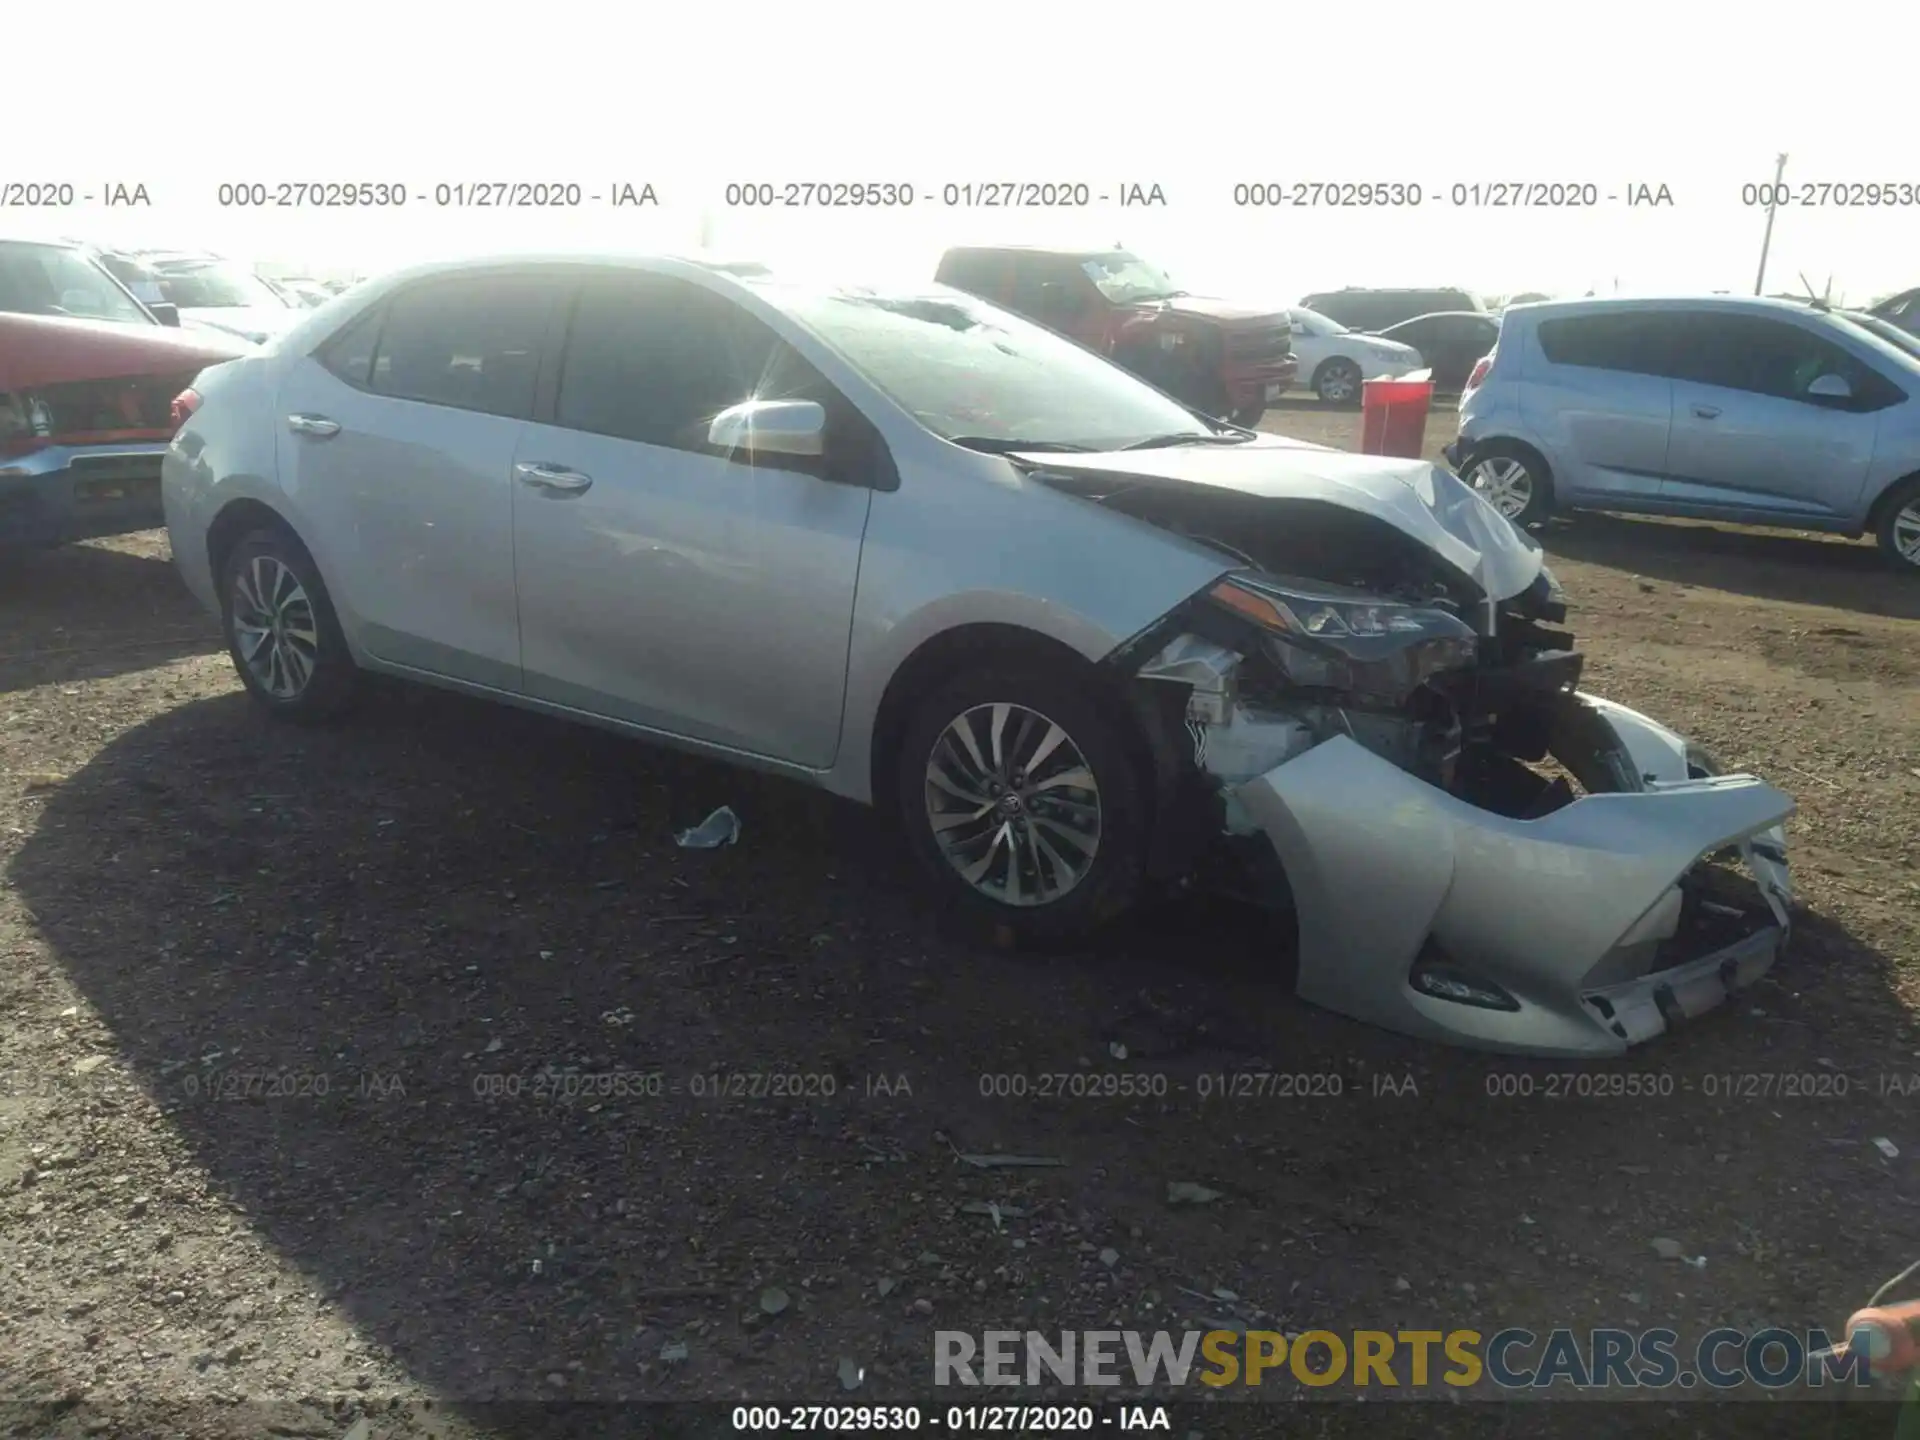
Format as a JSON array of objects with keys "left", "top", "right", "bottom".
[{"left": 935, "top": 244, "right": 1296, "bottom": 427}]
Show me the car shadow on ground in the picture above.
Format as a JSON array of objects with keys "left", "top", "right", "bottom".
[
  {"left": 9, "top": 684, "right": 1918, "bottom": 1429},
  {"left": 1542, "top": 514, "right": 1920, "bottom": 619},
  {"left": 0, "top": 538, "right": 221, "bottom": 694}
]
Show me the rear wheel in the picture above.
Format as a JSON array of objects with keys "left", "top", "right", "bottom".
[
  {"left": 220, "top": 527, "right": 358, "bottom": 721},
  {"left": 894, "top": 665, "right": 1148, "bottom": 947},
  {"left": 1460, "top": 440, "right": 1554, "bottom": 527},
  {"left": 1875, "top": 476, "right": 1920, "bottom": 574},
  {"left": 1230, "top": 402, "right": 1267, "bottom": 428}
]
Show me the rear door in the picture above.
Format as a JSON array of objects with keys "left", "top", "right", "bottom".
[
  {"left": 274, "top": 271, "right": 562, "bottom": 689},
  {"left": 1661, "top": 311, "right": 1889, "bottom": 523},
  {"left": 508, "top": 271, "right": 877, "bottom": 767},
  {"left": 1525, "top": 311, "right": 1676, "bottom": 504}
]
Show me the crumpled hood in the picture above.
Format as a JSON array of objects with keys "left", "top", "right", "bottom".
[{"left": 1019, "top": 435, "right": 1544, "bottom": 600}]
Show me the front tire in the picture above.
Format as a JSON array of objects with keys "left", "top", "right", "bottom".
[
  {"left": 894, "top": 665, "right": 1149, "bottom": 948},
  {"left": 1460, "top": 440, "right": 1555, "bottom": 528},
  {"left": 220, "top": 527, "right": 358, "bottom": 721},
  {"left": 1874, "top": 476, "right": 1920, "bottom": 573},
  {"left": 1314, "top": 358, "right": 1362, "bottom": 407}
]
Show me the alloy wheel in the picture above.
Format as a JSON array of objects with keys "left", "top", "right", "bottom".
[
  {"left": 231, "top": 554, "right": 320, "bottom": 700},
  {"left": 1319, "top": 365, "right": 1358, "bottom": 404},
  {"left": 1894, "top": 500, "right": 1920, "bottom": 566},
  {"left": 924, "top": 702, "right": 1102, "bottom": 908},
  {"left": 1468, "top": 456, "right": 1535, "bottom": 519}
]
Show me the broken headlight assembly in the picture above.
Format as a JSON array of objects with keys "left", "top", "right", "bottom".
[{"left": 1207, "top": 574, "right": 1481, "bottom": 706}]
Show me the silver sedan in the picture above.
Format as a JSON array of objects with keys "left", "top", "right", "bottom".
[{"left": 162, "top": 253, "right": 1794, "bottom": 1058}]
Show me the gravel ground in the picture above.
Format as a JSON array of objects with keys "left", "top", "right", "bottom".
[{"left": 1, "top": 404, "right": 1917, "bottom": 1439}]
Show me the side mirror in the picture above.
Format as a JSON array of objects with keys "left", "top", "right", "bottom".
[
  {"left": 149, "top": 302, "right": 181, "bottom": 327},
  {"left": 1807, "top": 372, "right": 1852, "bottom": 400},
  {"left": 707, "top": 398, "right": 826, "bottom": 459}
]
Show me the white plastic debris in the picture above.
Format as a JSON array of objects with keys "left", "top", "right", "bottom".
[
  {"left": 674, "top": 806, "right": 741, "bottom": 849},
  {"left": 1874, "top": 1137, "right": 1900, "bottom": 1159}
]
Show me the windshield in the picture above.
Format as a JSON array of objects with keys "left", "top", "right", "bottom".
[
  {"left": 1077, "top": 251, "right": 1182, "bottom": 305},
  {"left": 771, "top": 285, "right": 1215, "bottom": 450},
  {"left": 158, "top": 263, "right": 289, "bottom": 310},
  {"left": 0, "top": 242, "right": 151, "bottom": 325},
  {"left": 1290, "top": 307, "right": 1347, "bottom": 337}
]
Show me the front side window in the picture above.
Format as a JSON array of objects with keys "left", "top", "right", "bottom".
[
  {"left": 769, "top": 283, "right": 1215, "bottom": 450},
  {"left": 0, "top": 242, "right": 150, "bottom": 325},
  {"left": 368, "top": 275, "right": 558, "bottom": 419},
  {"left": 1672, "top": 313, "right": 1895, "bottom": 408},
  {"left": 555, "top": 274, "right": 890, "bottom": 485}
]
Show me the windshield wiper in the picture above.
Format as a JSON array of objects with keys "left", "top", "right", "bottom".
[
  {"left": 1120, "top": 430, "right": 1256, "bottom": 450},
  {"left": 948, "top": 436, "right": 1097, "bottom": 454}
]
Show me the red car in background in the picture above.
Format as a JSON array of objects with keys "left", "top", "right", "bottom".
[{"left": 1, "top": 242, "right": 249, "bottom": 548}]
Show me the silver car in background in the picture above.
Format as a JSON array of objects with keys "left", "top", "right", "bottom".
[
  {"left": 1448, "top": 295, "right": 1920, "bottom": 571},
  {"left": 162, "top": 254, "right": 1795, "bottom": 1058}
]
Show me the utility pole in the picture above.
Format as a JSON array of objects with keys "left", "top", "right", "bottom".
[{"left": 1754, "top": 152, "right": 1787, "bottom": 296}]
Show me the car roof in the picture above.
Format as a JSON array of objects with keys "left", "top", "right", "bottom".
[
  {"left": 943, "top": 244, "right": 1118, "bottom": 258},
  {"left": 1384, "top": 310, "right": 1494, "bottom": 324},
  {"left": 342, "top": 250, "right": 782, "bottom": 296},
  {"left": 1501, "top": 294, "right": 1855, "bottom": 322}
]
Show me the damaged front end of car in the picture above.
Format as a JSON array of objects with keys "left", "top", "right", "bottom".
[{"left": 1079, "top": 463, "right": 1795, "bottom": 1058}]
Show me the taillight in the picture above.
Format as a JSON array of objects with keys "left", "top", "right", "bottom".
[
  {"left": 1463, "top": 354, "right": 1494, "bottom": 394},
  {"left": 170, "top": 388, "right": 202, "bottom": 428}
]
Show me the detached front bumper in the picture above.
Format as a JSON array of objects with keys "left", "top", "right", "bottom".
[
  {"left": 1230, "top": 693, "right": 1794, "bottom": 1058},
  {"left": 0, "top": 441, "right": 170, "bottom": 549}
]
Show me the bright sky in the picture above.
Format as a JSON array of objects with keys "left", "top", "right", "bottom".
[{"left": 16, "top": 0, "right": 1918, "bottom": 306}]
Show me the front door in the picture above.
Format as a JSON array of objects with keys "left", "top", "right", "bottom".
[
  {"left": 1661, "top": 311, "right": 1885, "bottom": 524},
  {"left": 509, "top": 273, "right": 877, "bottom": 769}
]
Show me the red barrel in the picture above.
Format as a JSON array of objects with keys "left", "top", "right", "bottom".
[{"left": 1359, "top": 376, "right": 1434, "bottom": 458}]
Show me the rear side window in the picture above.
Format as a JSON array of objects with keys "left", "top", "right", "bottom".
[
  {"left": 316, "top": 305, "right": 384, "bottom": 387},
  {"left": 367, "top": 275, "right": 559, "bottom": 420},
  {"left": 1536, "top": 312, "right": 1687, "bottom": 377}
]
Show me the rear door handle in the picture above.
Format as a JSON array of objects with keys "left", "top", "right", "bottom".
[
  {"left": 514, "top": 461, "right": 594, "bottom": 495},
  {"left": 286, "top": 413, "right": 341, "bottom": 437},
  {"left": 1691, "top": 404, "right": 1721, "bottom": 420}
]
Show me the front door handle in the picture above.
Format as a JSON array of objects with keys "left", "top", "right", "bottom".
[
  {"left": 286, "top": 413, "right": 341, "bottom": 438},
  {"left": 1691, "top": 404, "right": 1722, "bottom": 420},
  {"left": 514, "top": 461, "right": 594, "bottom": 495}
]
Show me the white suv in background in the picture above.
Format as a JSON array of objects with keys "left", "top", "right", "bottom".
[
  {"left": 1449, "top": 296, "right": 1920, "bottom": 571},
  {"left": 1286, "top": 307, "right": 1424, "bottom": 405}
]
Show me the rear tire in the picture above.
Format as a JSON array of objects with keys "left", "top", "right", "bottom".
[
  {"left": 219, "top": 527, "right": 358, "bottom": 722},
  {"left": 1874, "top": 476, "right": 1920, "bottom": 574},
  {"left": 894, "top": 664, "right": 1149, "bottom": 948},
  {"left": 1230, "top": 403, "right": 1267, "bottom": 428},
  {"left": 1460, "top": 439, "right": 1555, "bottom": 528}
]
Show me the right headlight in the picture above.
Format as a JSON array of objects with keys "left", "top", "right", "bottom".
[{"left": 1209, "top": 574, "right": 1480, "bottom": 705}]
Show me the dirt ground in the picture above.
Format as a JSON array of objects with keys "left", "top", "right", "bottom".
[{"left": 2, "top": 403, "right": 1917, "bottom": 1439}]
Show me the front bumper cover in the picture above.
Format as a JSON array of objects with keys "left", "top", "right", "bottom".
[
  {"left": 1231, "top": 692, "right": 1794, "bottom": 1058},
  {"left": 0, "top": 441, "right": 169, "bottom": 549}
]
